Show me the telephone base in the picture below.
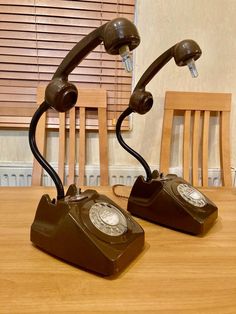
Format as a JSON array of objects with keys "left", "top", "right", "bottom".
[
  {"left": 127, "top": 175, "right": 218, "bottom": 235},
  {"left": 31, "top": 184, "right": 144, "bottom": 276}
]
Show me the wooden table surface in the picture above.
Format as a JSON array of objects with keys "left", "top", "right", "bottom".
[{"left": 0, "top": 186, "right": 236, "bottom": 313}]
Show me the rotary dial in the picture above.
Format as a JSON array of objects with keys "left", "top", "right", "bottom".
[
  {"left": 89, "top": 202, "right": 128, "bottom": 236},
  {"left": 177, "top": 183, "right": 207, "bottom": 207}
]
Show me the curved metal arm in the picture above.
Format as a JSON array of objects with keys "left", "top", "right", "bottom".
[
  {"left": 116, "top": 107, "right": 153, "bottom": 181},
  {"left": 29, "top": 102, "right": 65, "bottom": 200}
]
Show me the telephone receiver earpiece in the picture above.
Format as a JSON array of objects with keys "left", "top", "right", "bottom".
[
  {"left": 45, "top": 79, "right": 78, "bottom": 113},
  {"left": 129, "top": 90, "right": 153, "bottom": 114}
]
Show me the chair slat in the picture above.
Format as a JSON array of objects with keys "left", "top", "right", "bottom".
[
  {"left": 68, "top": 107, "right": 76, "bottom": 186},
  {"left": 98, "top": 107, "right": 109, "bottom": 185},
  {"left": 58, "top": 112, "right": 66, "bottom": 183},
  {"left": 160, "top": 109, "right": 174, "bottom": 175},
  {"left": 202, "top": 110, "right": 210, "bottom": 187},
  {"left": 192, "top": 110, "right": 200, "bottom": 186},
  {"left": 183, "top": 110, "right": 191, "bottom": 181},
  {"left": 165, "top": 91, "right": 231, "bottom": 111},
  {"left": 78, "top": 107, "right": 86, "bottom": 186},
  {"left": 220, "top": 111, "right": 232, "bottom": 186}
]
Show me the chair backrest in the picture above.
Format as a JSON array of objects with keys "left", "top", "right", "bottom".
[
  {"left": 32, "top": 86, "right": 108, "bottom": 186},
  {"left": 160, "top": 91, "right": 232, "bottom": 187}
]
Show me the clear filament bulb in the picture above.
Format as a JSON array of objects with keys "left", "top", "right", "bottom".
[
  {"left": 186, "top": 58, "right": 198, "bottom": 78},
  {"left": 119, "top": 45, "right": 133, "bottom": 73}
]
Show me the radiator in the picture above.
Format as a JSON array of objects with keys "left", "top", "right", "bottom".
[
  {"left": 0, "top": 162, "right": 235, "bottom": 187},
  {"left": 0, "top": 163, "right": 142, "bottom": 187}
]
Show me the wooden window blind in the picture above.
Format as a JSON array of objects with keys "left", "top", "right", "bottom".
[{"left": 0, "top": 0, "right": 135, "bottom": 130}]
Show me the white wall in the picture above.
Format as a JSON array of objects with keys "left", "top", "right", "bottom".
[
  {"left": 0, "top": 0, "right": 236, "bottom": 172},
  {"left": 129, "top": 0, "right": 236, "bottom": 169}
]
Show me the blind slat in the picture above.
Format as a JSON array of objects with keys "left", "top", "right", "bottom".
[
  {"left": 0, "top": 7, "right": 132, "bottom": 20},
  {"left": 0, "top": 71, "right": 132, "bottom": 84},
  {"left": 0, "top": 63, "right": 130, "bottom": 78},
  {"left": 0, "top": 79, "right": 132, "bottom": 92},
  {"left": 0, "top": 86, "right": 131, "bottom": 99},
  {"left": 0, "top": 55, "right": 124, "bottom": 70},
  {"left": 0, "top": 1, "right": 134, "bottom": 12},
  {"left": 0, "top": 47, "right": 123, "bottom": 62}
]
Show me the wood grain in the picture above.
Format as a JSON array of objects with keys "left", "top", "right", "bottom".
[
  {"left": 0, "top": 186, "right": 236, "bottom": 313},
  {"left": 202, "top": 110, "right": 210, "bottom": 186},
  {"left": 159, "top": 108, "right": 174, "bottom": 175}
]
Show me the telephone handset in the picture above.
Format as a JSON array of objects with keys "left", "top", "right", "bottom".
[
  {"left": 29, "top": 18, "right": 144, "bottom": 276},
  {"left": 116, "top": 39, "right": 218, "bottom": 235}
]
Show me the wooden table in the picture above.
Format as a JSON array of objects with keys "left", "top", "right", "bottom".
[{"left": 0, "top": 186, "right": 235, "bottom": 313}]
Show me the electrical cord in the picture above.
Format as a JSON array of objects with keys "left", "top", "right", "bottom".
[{"left": 29, "top": 101, "right": 65, "bottom": 200}]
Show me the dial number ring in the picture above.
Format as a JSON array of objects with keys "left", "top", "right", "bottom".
[
  {"left": 177, "top": 184, "right": 206, "bottom": 207},
  {"left": 89, "top": 202, "right": 128, "bottom": 236}
]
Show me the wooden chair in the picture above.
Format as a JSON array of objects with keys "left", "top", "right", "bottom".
[
  {"left": 31, "top": 86, "right": 109, "bottom": 186},
  {"left": 160, "top": 91, "right": 232, "bottom": 187}
]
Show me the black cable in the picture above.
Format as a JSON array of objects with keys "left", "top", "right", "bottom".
[
  {"left": 116, "top": 107, "right": 152, "bottom": 181},
  {"left": 29, "top": 101, "right": 65, "bottom": 200}
]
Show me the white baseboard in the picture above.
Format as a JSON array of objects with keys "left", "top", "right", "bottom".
[{"left": 0, "top": 162, "right": 235, "bottom": 187}]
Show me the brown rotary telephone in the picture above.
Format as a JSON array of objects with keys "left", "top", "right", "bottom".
[
  {"left": 115, "top": 40, "right": 218, "bottom": 235},
  {"left": 29, "top": 18, "right": 144, "bottom": 276}
]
